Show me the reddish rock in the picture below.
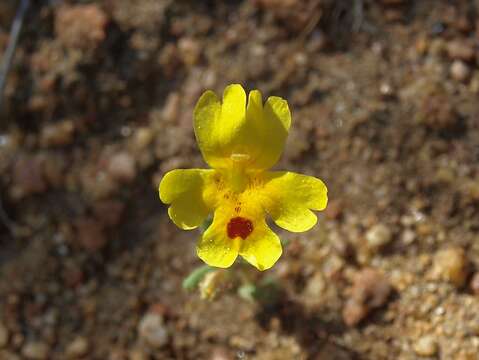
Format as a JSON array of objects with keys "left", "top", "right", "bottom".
[
  {"left": 343, "top": 268, "right": 392, "bottom": 326},
  {"left": 75, "top": 217, "right": 108, "bottom": 252},
  {"left": 419, "top": 95, "right": 460, "bottom": 131},
  {"left": 55, "top": 4, "right": 109, "bottom": 51},
  {"left": 92, "top": 200, "right": 125, "bottom": 227},
  {"left": 10, "top": 155, "right": 47, "bottom": 199}
]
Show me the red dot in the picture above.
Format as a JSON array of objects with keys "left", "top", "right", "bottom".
[{"left": 227, "top": 217, "right": 253, "bottom": 239}]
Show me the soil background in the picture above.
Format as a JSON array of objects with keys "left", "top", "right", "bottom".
[{"left": 1, "top": 0, "right": 479, "bottom": 359}]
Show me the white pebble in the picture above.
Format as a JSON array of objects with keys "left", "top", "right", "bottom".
[
  {"left": 414, "top": 335, "right": 438, "bottom": 357},
  {"left": 366, "top": 224, "right": 392, "bottom": 250},
  {"left": 138, "top": 313, "right": 169, "bottom": 348},
  {"left": 22, "top": 342, "right": 50, "bottom": 360}
]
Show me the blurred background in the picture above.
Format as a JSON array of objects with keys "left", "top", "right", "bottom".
[{"left": 1, "top": 0, "right": 479, "bottom": 359}]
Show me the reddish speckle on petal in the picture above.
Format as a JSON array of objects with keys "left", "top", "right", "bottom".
[{"left": 227, "top": 217, "right": 253, "bottom": 239}]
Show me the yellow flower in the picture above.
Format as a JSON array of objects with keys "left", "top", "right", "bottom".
[{"left": 159, "top": 84, "right": 327, "bottom": 271}]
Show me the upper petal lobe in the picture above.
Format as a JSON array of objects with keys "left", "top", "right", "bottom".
[{"left": 193, "top": 84, "right": 291, "bottom": 171}]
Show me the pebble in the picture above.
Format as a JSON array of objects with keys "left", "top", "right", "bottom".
[
  {"left": 379, "top": 83, "right": 395, "bottom": 99},
  {"left": 80, "top": 167, "right": 118, "bottom": 200},
  {"left": 131, "top": 127, "right": 154, "bottom": 150},
  {"left": 324, "top": 199, "right": 343, "bottom": 220},
  {"left": 432, "top": 247, "right": 468, "bottom": 287},
  {"left": 0, "top": 350, "right": 21, "bottom": 360},
  {"left": 129, "top": 349, "right": 149, "bottom": 360},
  {"left": 413, "top": 335, "right": 438, "bottom": 357},
  {"left": 75, "top": 217, "right": 108, "bottom": 252},
  {"left": 178, "top": 37, "right": 201, "bottom": 66},
  {"left": 22, "top": 341, "right": 50, "bottom": 360},
  {"left": 209, "top": 347, "right": 233, "bottom": 360},
  {"left": 419, "top": 95, "right": 459, "bottom": 130},
  {"left": 138, "top": 313, "right": 169, "bottom": 348},
  {"left": 92, "top": 200, "right": 125, "bottom": 227},
  {"left": 304, "top": 272, "right": 326, "bottom": 298},
  {"left": 0, "top": 323, "right": 8, "bottom": 348},
  {"left": 401, "top": 229, "right": 416, "bottom": 245},
  {"left": 10, "top": 155, "right": 47, "bottom": 199},
  {"left": 40, "top": 120, "right": 75, "bottom": 147},
  {"left": 343, "top": 268, "right": 392, "bottom": 326},
  {"left": 107, "top": 152, "right": 137, "bottom": 183},
  {"left": 447, "top": 40, "right": 475, "bottom": 61},
  {"left": 65, "top": 336, "right": 89, "bottom": 358},
  {"left": 55, "top": 4, "right": 108, "bottom": 51},
  {"left": 470, "top": 272, "right": 479, "bottom": 295},
  {"left": 450, "top": 60, "right": 470, "bottom": 82},
  {"left": 366, "top": 223, "right": 392, "bottom": 251}
]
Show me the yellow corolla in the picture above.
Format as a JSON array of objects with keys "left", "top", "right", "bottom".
[{"left": 159, "top": 84, "right": 327, "bottom": 271}]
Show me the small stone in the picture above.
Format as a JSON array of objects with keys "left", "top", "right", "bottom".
[
  {"left": 129, "top": 348, "right": 149, "bottom": 360},
  {"left": 324, "top": 199, "right": 343, "bottom": 220},
  {"left": 366, "top": 224, "right": 392, "bottom": 251},
  {"left": 138, "top": 313, "right": 169, "bottom": 348},
  {"left": 432, "top": 247, "right": 468, "bottom": 287},
  {"left": 40, "top": 120, "right": 75, "bottom": 147},
  {"left": 419, "top": 95, "right": 459, "bottom": 130},
  {"left": 161, "top": 93, "right": 180, "bottom": 123},
  {"left": 342, "top": 299, "right": 367, "bottom": 327},
  {"left": 447, "top": 40, "right": 475, "bottom": 61},
  {"left": 10, "top": 155, "right": 47, "bottom": 199},
  {"left": 304, "top": 272, "right": 326, "bottom": 298},
  {"left": 107, "top": 152, "right": 136, "bottom": 183},
  {"left": 75, "top": 217, "right": 107, "bottom": 252},
  {"left": 379, "top": 83, "right": 394, "bottom": 99},
  {"left": 413, "top": 335, "right": 438, "bottom": 357},
  {"left": 92, "top": 200, "right": 125, "bottom": 227},
  {"left": 65, "top": 336, "right": 89, "bottom": 358},
  {"left": 469, "top": 272, "right": 479, "bottom": 295},
  {"left": 401, "top": 229, "right": 416, "bottom": 245},
  {"left": 131, "top": 127, "right": 154, "bottom": 150},
  {"left": 210, "top": 347, "right": 234, "bottom": 360},
  {"left": 178, "top": 37, "right": 201, "bottom": 66},
  {"left": 450, "top": 60, "right": 470, "bottom": 82},
  {"left": 55, "top": 4, "right": 108, "bottom": 51},
  {"left": 0, "top": 323, "right": 8, "bottom": 348},
  {"left": 0, "top": 350, "right": 21, "bottom": 360},
  {"left": 22, "top": 341, "right": 50, "bottom": 360},
  {"left": 342, "top": 268, "right": 392, "bottom": 326},
  {"left": 80, "top": 167, "right": 118, "bottom": 200}
]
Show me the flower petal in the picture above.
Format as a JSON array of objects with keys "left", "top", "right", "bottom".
[
  {"left": 194, "top": 85, "right": 290, "bottom": 171},
  {"left": 197, "top": 209, "right": 241, "bottom": 268},
  {"left": 243, "top": 91, "right": 291, "bottom": 170},
  {"left": 239, "top": 220, "right": 282, "bottom": 271},
  {"left": 194, "top": 84, "right": 246, "bottom": 168},
  {"left": 159, "top": 169, "right": 215, "bottom": 230},
  {"left": 262, "top": 171, "right": 328, "bottom": 232}
]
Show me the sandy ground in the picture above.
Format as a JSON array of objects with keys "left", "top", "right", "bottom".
[{"left": 1, "top": 0, "right": 479, "bottom": 359}]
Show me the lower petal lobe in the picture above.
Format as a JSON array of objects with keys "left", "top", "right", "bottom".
[
  {"left": 262, "top": 171, "right": 328, "bottom": 232},
  {"left": 197, "top": 208, "right": 240, "bottom": 268},
  {"left": 159, "top": 169, "right": 214, "bottom": 230},
  {"left": 239, "top": 219, "right": 282, "bottom": 271}
]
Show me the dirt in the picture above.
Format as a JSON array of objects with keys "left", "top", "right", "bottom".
[{"left": 1, "top": 0, "right": 479, "bottom": 359}]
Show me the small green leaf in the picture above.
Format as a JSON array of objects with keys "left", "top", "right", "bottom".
[
  {"left": 182, "top": 265, "right": 215, "bottom": 291},
  {"left": 238, "top": 283, "right": 257, "bottom": 302}
]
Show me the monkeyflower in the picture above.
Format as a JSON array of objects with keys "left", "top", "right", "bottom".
[{"left": 159, "top": 84, "right": 327, "bottom": 270}]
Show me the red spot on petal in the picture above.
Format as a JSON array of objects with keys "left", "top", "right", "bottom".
[{"left": 227, "top": 217, "right": 253, "bottom": 239}]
